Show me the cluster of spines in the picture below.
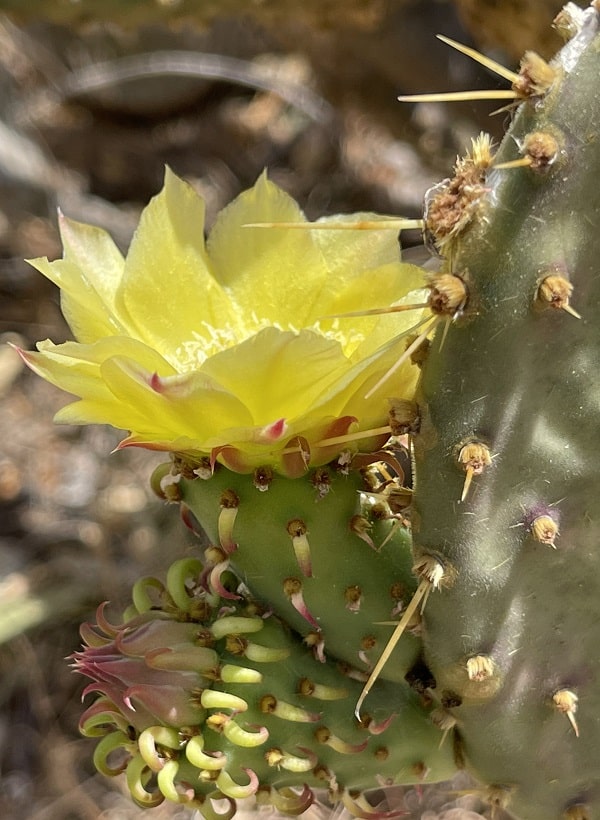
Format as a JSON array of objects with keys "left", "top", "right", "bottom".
[{"left": 76, "top": 556, "right": 456, "bottom": 817}]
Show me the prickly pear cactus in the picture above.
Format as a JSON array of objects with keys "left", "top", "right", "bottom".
[
  {"left": 411, "top": 4, "right": 600, "bottom": 818},
  {"left": 19, "top": 2, "right": 600, "bottom": 819}
]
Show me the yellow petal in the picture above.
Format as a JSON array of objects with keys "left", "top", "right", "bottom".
[
  {"left": 23, "top": 339, "right": 177, "bottom": 432},
  {"left": 321, "top": 264, "right": 428, "bottom": 358},
  {"left": 304, "top": 214, "right": 416, "bottom": 323},
  {"left": 295, "top": 337, "right": 417, "bottom": 435},
  {"left": 199, "top": 327, "right": 349, "bottom": 424},
  {"left": 117, "top": 168, "right": 237, "bottom": 365},
  {"left": 207, "top": 172, "right": 328, "bottom": 329},
  {"left": 57, "top": 212, "right": 128, "bottom": 339},
  {"left": 27, "top": 218, "right": 127, "bottom": 344},
  {"left": 100, "top": 357, "right": 252, "bottom": 444}
]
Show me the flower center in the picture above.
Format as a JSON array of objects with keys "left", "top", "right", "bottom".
[{"left": 173, "top": 316, "right": 368, "bottom": 372}]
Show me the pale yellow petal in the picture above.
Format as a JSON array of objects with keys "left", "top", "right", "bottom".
[
  {"left": 26, "top": 338, "right": 252, "bottom": 445},
  {"left": 27, "top": 215, "right": 130, "bottom": 343},
  {"left": 300, "top": 215, "right": 414, "bottom": 323},
  {"left": 118, "top": 168, "right": 237, "bottom": 364},
  {"left": 291, "top": 330, "right": 420, "bottom": 435},
  {"left": 339, "top": 351, "right": 420, "bottom": 427},
  {"left": 350, "top": 291, "right": 430, "bottom": 360},
  {"left": 317, "top": 264, "right": 427, "bottom": 358},
  {"left": 207, "top": 173, "right": 327, "bottom": 328},
  {"left": 54, "top": 397, "right": 165, "bottom": 433},
  {"left": 58, "top": 213, "right": 126, "bottom": 310},
  {"left": 23, "top": 338, "right": 178, "bottom": 431},
  {"left": 21, "top": 344, "right": 109, "bottom": 404},
  {"left": 36, "top": 336, "right": 176, "bottom": 377},
  {"left": 28, "top": 258, "right": 120, "bottom": 343},
  {"left": 100, "top": 357, "right": 252, "bottom": 446},
  {"left": 22, "top": 357, "right": 157, "bottom": 433},
  {"left": 325, "top": 263, "right": 425, "bottom": 319},
  {"left": 198, "top": 327, "right": 349, "bottom": 425}
]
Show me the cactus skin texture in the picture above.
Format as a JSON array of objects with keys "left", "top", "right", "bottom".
[
  {"left": 75, "top": 557, "right": 456, "bottom": 816},
  {"left": 166, "top": 455, "right": 422, "bottom": 683},
  {"left": 412, "top": 4, "right": 600, "bottom": 819}
]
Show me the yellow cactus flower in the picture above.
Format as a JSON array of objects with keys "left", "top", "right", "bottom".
[{"left": 19, "top": 169, "right": 426, "bottom": 476}]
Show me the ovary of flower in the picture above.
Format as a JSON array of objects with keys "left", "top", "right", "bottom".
[{"left": 20, "top": 168, "right": 427, "bottom": 475}]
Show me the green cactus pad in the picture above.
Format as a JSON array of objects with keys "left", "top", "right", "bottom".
[
  {"left": 75, "top": 557, "right": 456, "bottom": 817},
  {"left": 413, "top": 5, "right": 600, "bottom": 818},
  {"left": 171, "top": 458, "right": 423, "bottom": 684}
]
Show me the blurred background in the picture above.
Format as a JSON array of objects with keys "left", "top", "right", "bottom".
[{"left": 0, "top": 1, "right": 575, "bottom": 817}]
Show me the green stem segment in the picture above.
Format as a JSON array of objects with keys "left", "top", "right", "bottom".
[
  {"left": 413, "top": 6, "right": 600, "bottom": 818},
  {"left": 176, "top": 462, "right": 421, "bottom": 683},
  {"left": 76, "top": 559, "right": 456, "bottom": 817}
]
